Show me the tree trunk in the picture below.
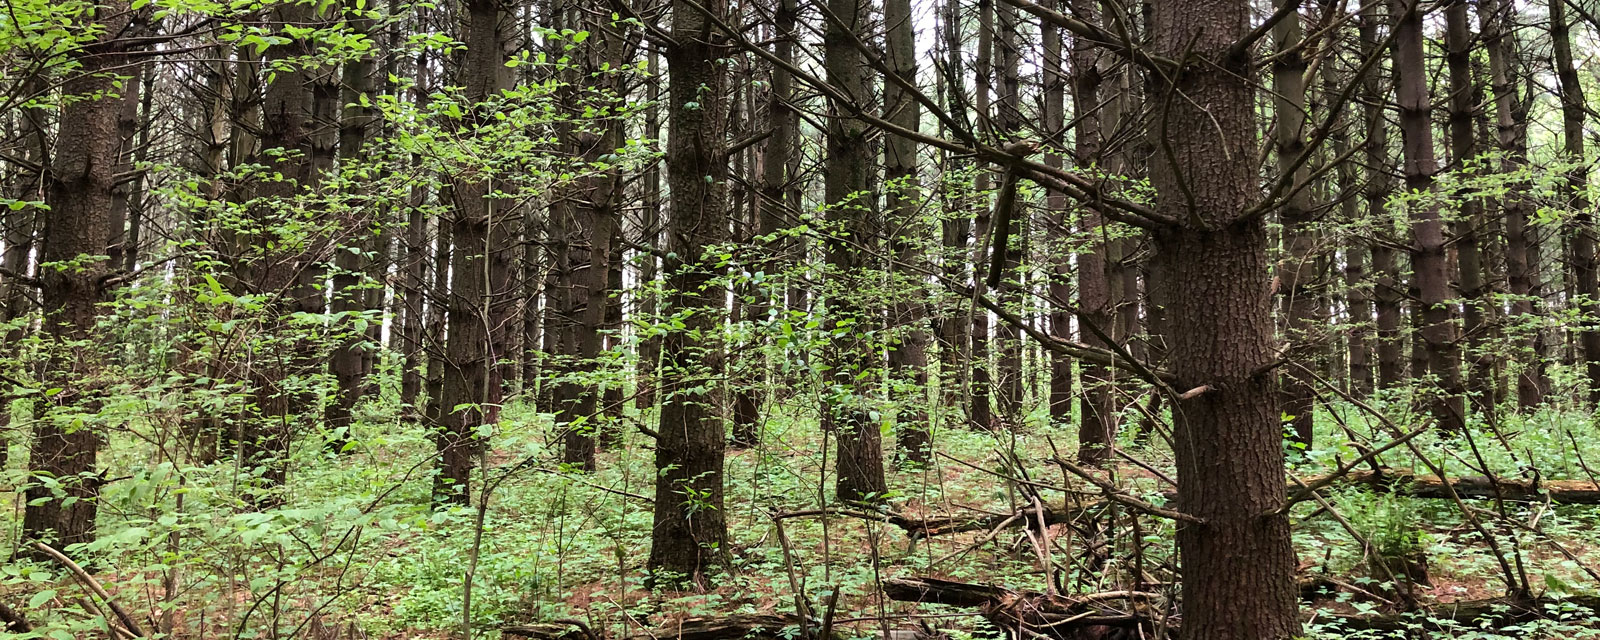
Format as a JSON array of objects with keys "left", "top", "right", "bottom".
[
  {"left": 1446, "top": 0, "right": 1492, "bottom": 418},
  {"left": 884, "top": 0, "right": 930, "bottom": 464},
  {"left": 1481, "top": 0, "right": 1541, "bottom": 409},
  {"left": 23, "top": 0, "right": 134, "bottom": 548},
  {"left": 1042, "top": 0, "right": 1072, "bottom": 427},
  {"left": 434, "top": 0, "right": 509, "bottom": 503},
  {"left": 327, "top": 0, "right": 379, "bottom": 448},
  {"left": 1392, "top": 0, "right": 1466, "bottom": 430},
  {"left": 1272, "top": 0, "right": 1316, "bottom": 446},
  {"left": 1148, "top": 0, "right": 1300, "bottom": 637},
  {"left": 825, "top": 0, "right": 887, "bottom": 502},
  {"left": 1071, "top": 0, "right": 1113, "bottom": 464},
  {"left": 1551, "top": 0, "right": 1599, "bottom": 404},
  {"left": 648, "top": 0, "right": 731, "bottom": 583}
]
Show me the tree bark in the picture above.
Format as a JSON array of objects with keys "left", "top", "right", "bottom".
[
  {"left": 1391, "top": 0, "right": 1466, "bottom": 430},
  {"left": 1273, "top": 0, "right": 1316, "bottom": 446},
  {"left": 884, "top": 0, "right": 930, "bottom": 464},
  {"left": 24, "top": 0, "right": 135, "bottom": 549},
  {"left": 1148, "top": 0, "right": 1300, "bottom": 637},
  {"left": 648, "top": 0, "right": 731, "bottom": 583},
  {"left": 1071, "top": 0, "right": 1114, "bottom": 464},
  {"left": 1551, "top": 0, "right": 1599, "bottom": 404},
  {"left": 825, "top": 0, "right": 888, "bottom": 502},
  {"left": 1481, "top": 0, "right": 1542, "bottom": 409},
  {"left": 434, "top": 0, "right": 510, "bottom": 503}
]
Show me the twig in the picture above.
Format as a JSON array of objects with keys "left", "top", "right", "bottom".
[{"left": 33, "top": 542, "right": 146, "bottom": 638}]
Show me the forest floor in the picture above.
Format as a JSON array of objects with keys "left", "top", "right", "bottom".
[{"left": 8, "top": 386, "right": 1600, "bottom": 639}]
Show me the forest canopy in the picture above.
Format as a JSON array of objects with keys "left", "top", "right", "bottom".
[{"left": 5, "top": 0, "right": 1600, "bottom": 638}]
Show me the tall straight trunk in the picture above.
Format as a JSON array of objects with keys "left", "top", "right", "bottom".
[
  {"left": 1326, "top": 15, "right": 1373, "bottom": 398},
  {"left": 1272, "top": 0, "right": 1316, "bottom": 445},
  {"left": 1360, "top": 2, "right": 1403, "bottom": 390},
  {"left": 1551, "top": 0, "right": 1600, "bottom": 404},
  {"left": 401, "top": 52, "right": 433, "bottom": 410},
  {"left": 1149, "top": 1, "right": 1299, "bottom": 636},
  {"left": 1392, "top": 0, "right": 1466, "bottom": 430},
  {"left": 1042, "top": 0, "right": 1072, "bottom": 426},
  {"left": 968, "top": 0, "right": 994, "bottom": 430},
  {"left": 1447, "top": 0, "right": 1492, "bottom": 417},
  {"left": 993, "top": 0, "right": 1024, "bottom": 423},
  {"left": 937, "top": 0, "right": 972, "bottom": 411},
  {"left": 1482, "top": 0, "right": 1541, "bottom": 408},
  {"left": 825, "top": 0, "right": 887, "bottom": 502},
  {"left": 558, "top": 16, "right": 623, "bottom": 471},
  {"left": 884, "top": 0, "right": 929, "bottom": 463},
  {"left": 239, "top": 1, "right": 321, "bottom": 500},
  {"left": 1071, "top": 0, "right": 1114, "bottom": 464},
  {"left": 327, "top": 0, "right": 379, "bottom": 445},
  {"left": 635, "top": 45, "right": 663, "bottom": 413},
  {"left": 648, "top": 0, "right": 731, "bottom": 583},
  {"left": 434, "top": 0, "right": 509, "bottom": 503},
  {"left": 23, "top": 0, "right": 134, "bottom": 548}
]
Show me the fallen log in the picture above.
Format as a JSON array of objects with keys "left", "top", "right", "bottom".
[
  {"left": 1315, "top": 469, "right": 1600, "bottom": 504},
  {"left": 504, "top": 614, "right": 839, "bottom": 640},
  {"left": 1315, "top": 594, "right": 1600, "bottom": 632},
  {"left": 883, "top": 577, "right": 1167, "bottom": 640}
]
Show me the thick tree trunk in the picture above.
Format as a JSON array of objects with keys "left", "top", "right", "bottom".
[
  {"left": 1392, "top": 0, "right": 1466, "bottom": 430},
  {"left": 1149, "top": 0, "right": 1300, "bottom": 637},
  {"left": 884, "top": 0, "right": 930, "bottom": 464},
  {"left": 1071, "top": 0, "right": 1113, "bottom": 464},
  {"left": 1446, "top": 0, "right": 1493, "bottom": 418},
  {"left": 825, "top": 0, "right": 887, "bottom": 502},
  {"left": 327, "top": 0, "right": 379, "bottom": 448},
  {"left": 434, "top": 0, "right": 509, "bottom": 503},
  {"left": 1551, "top": 0, "right": 1599, "bottom": 404},
  {"left": 648, "top": 0, "right": 731, "bottom": 582},
  {"left": 24, "top": 0, "right": 134, "bottom": 548},
  {"left": 1481, "top": 0, "right": 1542, "bottom": 409}
]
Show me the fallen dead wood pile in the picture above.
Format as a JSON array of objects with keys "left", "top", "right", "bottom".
[
  {"left": 1314, "top": 469, "right": 1600, "bottom": 504},
  {"left": 883, "top": 576, "right": 1168, "bottom": 640},
  {"left": 885, "top": 575, "right": 1600, "bottom": 637},
  {"left": 504, "top": 614, "right": 841, "bottom": 640},
  {"left": 1318, "top": 594, "right": 1600, "bottom": 632}
]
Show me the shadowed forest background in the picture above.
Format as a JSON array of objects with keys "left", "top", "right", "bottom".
[{"left": 10, "top": 0, "right": 1600, "bottom": 638}]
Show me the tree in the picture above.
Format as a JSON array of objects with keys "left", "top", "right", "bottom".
[
  {"left": 1147, "top": 0, "right": 1300, "bottom": 635},
  {"left": 1551, "top": 0, "right": 1599, "bottom": 404},
  {"left": 648, "top": 0, "right": 732, "bottom": 582},
  {"left": 23, "top": 0, "right": 137, "bottom": 549},
  {"left": 1391, "top": 0, "right": 1466, "bottom": 431},
  {"left": 884, "top": 0, "right": 931, "bottom": 463}
]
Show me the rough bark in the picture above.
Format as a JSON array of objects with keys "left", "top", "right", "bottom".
[
  {"left": 648, "top": 0, "right": 731, "bottom": 583},
  {"left": 884, "top": 0, "right": 930, "bottom": 464},
  {"left": 1148, "top": 0, "right": 1301, "bottom": 637},
  {"left": 23, "top": 0, "right": 135, "bottom": 549},
  {"left": 1273, "top": 0, "right": 1316, "bottom": 446},
  {"left": 825, "top": 0, "right": 887, "bottom": 503},
  {"left": 1392, "top": 0, "right": 1466, "bottom": 430},
  {"left": 434, "top": 0, "right": 509, "bottom": 503},
  {"left": 1071, "top": 0, "right": 1114, "bottom": 464},
  {"left": 1447, "top": 0, "right": 1493, "bottom": 418},
  {"left": 1042, "top": 0, "right": 1073, "bottom": 428},
  {"left": 1551, "top": 0, "right": 1599, "bottom": 404},
  {"left": 1481, "top": 0, "right": 1542, "bottom": 409}
]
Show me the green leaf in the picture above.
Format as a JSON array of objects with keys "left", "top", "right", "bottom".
[{"left": 29, "top": 589, "right": 55, "bottom": 608}]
